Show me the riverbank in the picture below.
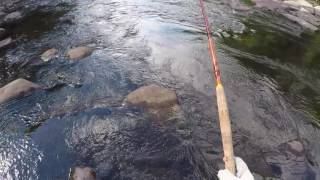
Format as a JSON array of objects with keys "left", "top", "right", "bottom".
[{"left": 229, "top": 0, "right": 320, "bottom": 32}]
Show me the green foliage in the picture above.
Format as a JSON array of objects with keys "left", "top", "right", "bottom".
[
  {"left": 241, "top": 0, "right": 255, "bottom": 6},
  {"left": 313, "top": 0, "right": 320, "bottom": 4}
]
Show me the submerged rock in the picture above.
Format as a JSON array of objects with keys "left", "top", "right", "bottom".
[
  {"left": 254, "top": 0, "right": 283, "bottom": 10},
  {"left": 0, "top": 78, "right": 41, "bottom": 103},
  {"left": 59, "top": 15, "right": 75, "bottom": 25},
  {"left": 4, "top": 11, "right": 22, "bottom": 24},
  {"left": 282, "top": 13, "right": 318, "bottom": 31},
  {"left": 124, "top": 85, "right": 178, "bottom": 109},
  {"left": 227, "top": 0, "right": 251, "bottom": 11},
  {"left": 67, "top": 46, "right": 93, "bottom": 60},
  {"left": 69, "top": 166, "right": 96, "bottom": 180},
  {"left": 287, "top": 140, "right": 304, "bottom": 156},
  {"left": 297, "top": 10, "right": 320, "bottom": 26},
  {"left": 124, "top": 85, "right": 182, "bottom": 122},
  {"left": 41, "top": 48, "right": 58, "bottom": 62},
  {"left": 0, "top": 37, "right": 12, "bottom": 49}
]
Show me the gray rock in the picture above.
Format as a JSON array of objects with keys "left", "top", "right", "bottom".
[
  {"left": 4, "top": 11, "right": 22, "bottom": 24},
  {"left": 246, "top": 0, "right": 320, "bottom": 33},
  {"left": 282, "top": 13, "right": 318, "bottom": 31},
  {"left": 69, "top": 167, "right": 96, "bottom": 180},
  {"left": 297, "top": 10, "right": 320, "bottom": 26},
  {"left": 41, "top": 48, "right": 58, "bottom": 62},
  {"left": 283, "top": 0, "right": 313, "bottom": 8},
  {"left": 315, "top": 6, "right": 320, "bottom": 16},
  {"left": 298, "top": 6, "right": 316, "bottom": 14},
  {"left": 59, "top": 15, "right": 75, "bottom": 24},
  {"left": 0, "top": 78, "right": 41, "bottom": 103},
  {"left": 227, "top": 0, "right": 251, "bottom": 11},
  {"left": 0, "top": 37, "right": 12, "bottom": 49},
  {"left": 124, "top": 85, "right": 178, "bottom": 109},
  {"left": 67, "top": 46, "right": 93, "bottom": 60},
  {"left": 124, "top": 85, "right": 183, "bottom": 123},
  {"left": 254, "top": 0, "right": 284, "bottom": 11},
  {"left": 222, "top": 31, "right": 231, "bottom": 38},
  {"left": 287, "top": 140, "right": 304, "bottom": 155}
]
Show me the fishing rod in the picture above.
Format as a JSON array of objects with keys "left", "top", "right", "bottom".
[{"left": 199, "top": 0, "right": 236, "bottom": 175}]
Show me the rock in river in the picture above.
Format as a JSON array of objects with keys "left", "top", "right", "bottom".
[
  {"left": 124, "top": 85, "right": 182, "bottom": 122},
  {"left": 41, "top": 48, "right": 58, "bottom": 62},
  {"left": 124, "top": 84, "right": 178, "bottom": 109},
  {"left": 315, "top": 6, "right": 320, "bottom": 16},
  {"left": 67, "top": 46, "right": 93, "bottom": 60},
  {"left": 0, "top": 78, "right": 41, "bottom": 103},
  {"left": 0, "top": 37, "right": 12, "bottom": 49},
  {"left": 4, "top": 11, "right": 22, "bottom": 24},
  {"left": 282, "top": 13, "right": 318, "bottom": 31},
  {"left": 287, "top": 140, "right": 304, "bottom": 156},
  {"left": 69, "top": 166, "right": 96, "bottom": 180}
]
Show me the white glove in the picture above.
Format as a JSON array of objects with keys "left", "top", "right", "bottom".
[{"left": 217, "top": 157, "right": 254, "bottom": 180}]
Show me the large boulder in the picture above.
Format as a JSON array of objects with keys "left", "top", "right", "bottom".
[
  {"left": 41, "top": 48, "right": 58, "bottom": 62},
  {"left": 124, "top": 85, "right": 182, "bottom": 122},
  {"left": 287, "top": 140, "right": 304, "bottom": 156},
  {"left": 0, "top": 78, "right": 41, "bottom": 103},
  {"left": 297, "top": 9, "right": 320, "bottom": 26},
  {"left": 124, "top": 85, "right": 178, "bottom": 109},
  {"left": 0, "top": 37, "right": 12, "bottom": 49},
  {"left": 282, "top": 13, "right": 318, "bottom": 31},
  {"left": 67, "top": 46, "right": 93, "bottom": 60},
  {"left": 253, "top": 0, "right": 283, "bottom": 10},
  {"left": 69, "top": 166, "right": 96, "bottom": 180},
  {"left": 3, "top": 11, "right": 22, "bottom": 24}
]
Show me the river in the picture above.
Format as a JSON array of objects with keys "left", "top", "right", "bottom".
[{"left": 0, "top": 0, "right": 320, "bottom": 179}]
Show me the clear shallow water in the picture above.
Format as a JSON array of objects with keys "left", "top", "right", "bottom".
[{"left": 0, "top": 0, "right": 320, "bottom": 179}]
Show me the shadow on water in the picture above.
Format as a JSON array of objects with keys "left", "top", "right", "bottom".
[
  {"left": 223, "top": 22, "right": 320, "bottom": 126},
  {"left": 3, "top": 3, "right": 73, "bottom": 40},
  {"left": 223, "top": 22, "right": 320, "bottom": 69}
]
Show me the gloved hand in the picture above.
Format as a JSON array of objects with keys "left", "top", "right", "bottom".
[{"left": 217, "top": 157, "right": 254, "bottom": 180}]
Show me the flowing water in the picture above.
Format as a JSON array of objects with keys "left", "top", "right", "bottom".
[{"left": 0, "top": 0, "right": 320, "bottom": 179}]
